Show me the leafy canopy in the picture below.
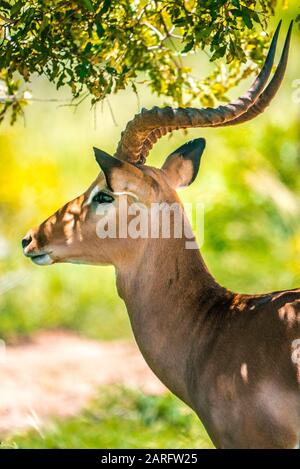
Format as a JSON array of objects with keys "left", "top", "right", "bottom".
[{"left": 0, "top": 0, "right": 294, "bottom": 123}]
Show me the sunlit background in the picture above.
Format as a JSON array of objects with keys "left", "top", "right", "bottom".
[{"left": 0, "top": 6, "right": 299, "bottom": 448}]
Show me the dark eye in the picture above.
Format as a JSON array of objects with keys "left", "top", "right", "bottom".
[{"left": 92, "top": 191, "right": 114, "bottom": 204}]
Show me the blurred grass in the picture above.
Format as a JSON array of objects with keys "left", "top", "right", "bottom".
[{"left": 2, "top": 387, "right": 213, "bottom": 449}]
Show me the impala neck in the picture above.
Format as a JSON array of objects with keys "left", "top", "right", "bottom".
[{"left": 115, "top": 233, "right": 228, "bottom": 406}]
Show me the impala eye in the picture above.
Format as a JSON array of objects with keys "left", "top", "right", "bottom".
[{"left": 92, "top": 191, "right": 114, "bottom": 204}]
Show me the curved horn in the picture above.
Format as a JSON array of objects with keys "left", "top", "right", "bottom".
[
  {"left": 214, "top": 20, "right": 293, "bottom": 127},
  {"left": 115, "top": 21, "right": 289, "bottom": 164}
]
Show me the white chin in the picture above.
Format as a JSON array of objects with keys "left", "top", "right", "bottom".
[{"left": 31, "top": 254, "right": 53, "bottom": 266}]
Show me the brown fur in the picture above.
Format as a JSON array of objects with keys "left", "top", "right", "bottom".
[{"left": 22, "top": 154, "right": 300, "bottom": 448}]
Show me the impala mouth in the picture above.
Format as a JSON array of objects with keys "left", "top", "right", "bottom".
[{"left": 27, "top": 252, "right": 53, "bottom": 266}]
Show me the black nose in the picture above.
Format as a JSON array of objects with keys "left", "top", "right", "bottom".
[{"left": 22, "top": 235, "right": 32, "bottom": 249}]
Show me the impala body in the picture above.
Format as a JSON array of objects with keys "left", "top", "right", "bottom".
[{"left": 22, "top": 23, "right": 300, "bottom": 448}]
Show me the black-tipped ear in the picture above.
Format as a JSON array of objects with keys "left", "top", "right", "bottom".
[
  {"left": 93, "top": 147, "right": 123, "bottom": 171},
  {"left": 162, "top": 138, "right": 206, "bottom": 189},
  {"left": 93, "top": 147, "right": 124, "bottom": 190},
  {"left": 93, "top": 147, "right": 149, "bottom": 195}
]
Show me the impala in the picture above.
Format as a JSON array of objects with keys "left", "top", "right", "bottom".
[{"left": 22, "top": 22, "right": 300, "bottom": 448}]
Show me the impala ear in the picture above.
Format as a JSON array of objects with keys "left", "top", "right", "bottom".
[
  {"left": 93, "top": 147, "right": 149, "bottom": 197},
  {"left": 93, "top": 147, "right": 123, "bottom": 188},
  {"left": 162, "top": 138, "right": 206, "bottom": 189}
]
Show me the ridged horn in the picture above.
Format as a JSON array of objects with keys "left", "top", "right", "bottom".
[
  {"left": 214, "top": 20, "right": 293, "bottom": 127},
  {"left": 114, "top": 21, "right": 291, "bottom": 164}
]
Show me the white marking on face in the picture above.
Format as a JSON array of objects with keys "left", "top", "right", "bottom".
[
  {"left": 84, "top": 185, "right": 102, "bottom": 207},
  {"left": 84, "top": 186, "right": 139, "bottom": 208},
  {"left": 113, "top": 191, "right": 139, "bottom": 201}
]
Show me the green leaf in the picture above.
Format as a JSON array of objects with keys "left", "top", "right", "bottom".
[
  {"left": 10, "top": 0, "right": 23, "bottom": 16},
  {"left": 241, "top": 8, "right": 253, "bottom": 29},
  {"left": 100, "top": 0, "right": 111, "bottom": 14},
  {"left": 95, "top": 21, "right": 104, "bottom": 37},
  {"left": 0, "top": 0, "right": 278, "bottom": 124},
  {"left": 0, "top": 0, "right": 12, "bottom": 10},
  {"left": 84, "top": 42, "right": 92, "bottom": 53},
  {"left": 231, "top": 8, "right": 242, "bottom": 17},
  {"left": 210, "top": 45, "right": 227, "bottom": 61},
  {"left": 182, "top": 40, "right": 194, "bottom": 53},
  {"left": 79, "top": 0, "right": 95, "bottom": 12},
  {"left": 252, "top": 11, "right": 261, "bottom": 24},
  {"left": 173, "top": 17, "right": 186, "bottom": 26},
  {"left": 106, "top": 66, "right": 117, "bottom": 75}
]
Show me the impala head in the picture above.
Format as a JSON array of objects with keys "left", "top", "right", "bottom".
[
  {"left": 22, "top": 139, "right": 205, "bottom": 267},
  {"left": 22, "top": 22, "right": 292, "bottom": 268}
]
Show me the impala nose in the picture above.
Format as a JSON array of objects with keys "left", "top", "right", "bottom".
[{"left": 22, "top": 234, "right": 32, "bottom": 250}]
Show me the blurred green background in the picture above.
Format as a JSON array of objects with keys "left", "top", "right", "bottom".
[{"left": 0, "top": 6, "right": 299, "bottom": 449}]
